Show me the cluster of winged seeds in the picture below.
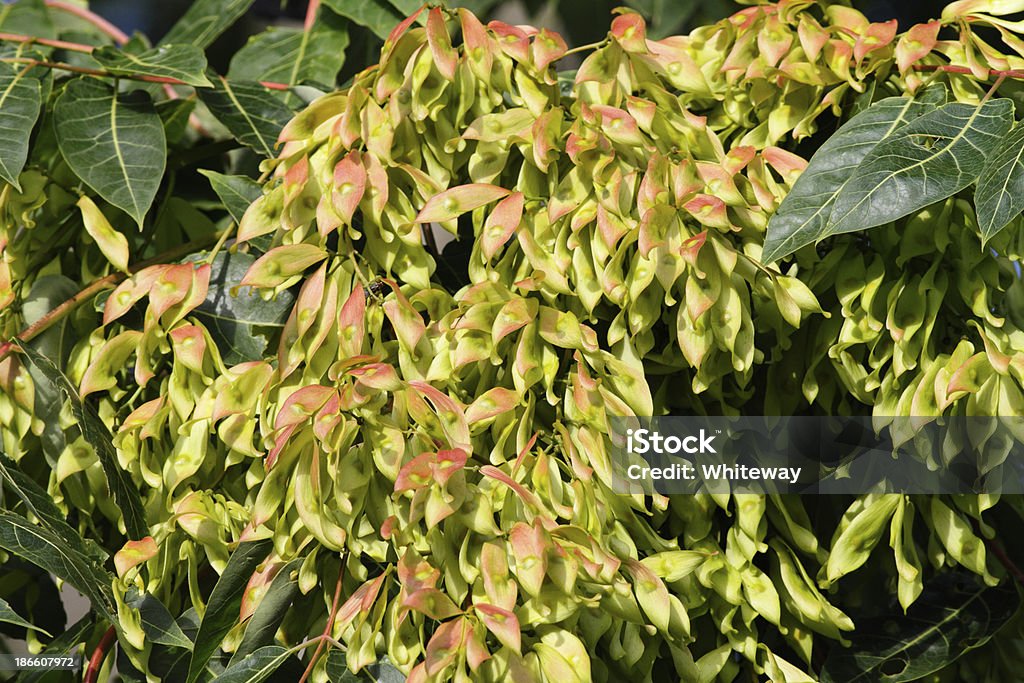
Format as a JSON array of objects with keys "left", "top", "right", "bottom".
[{"left": 4, "top": 0, "right": 1024, "bottom": 681}]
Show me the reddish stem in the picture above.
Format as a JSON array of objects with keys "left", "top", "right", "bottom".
[
  {"left": 298, "top": 566, "right": 345, "bottom": 683},
  {"left": 0, "top": 31, "right": 94, "bottom": 53},
  {"left": 44, "top": 0, "right": 129, "bottom": 45},
  {"left": 914, "top": 64, "right": 1024, "bottom": 80},
  {"left": 83, "top": 626, "right": 116, "bottom": 683},
  {"left": 305, "top": 0, "right": 321, "bottom": 32}
]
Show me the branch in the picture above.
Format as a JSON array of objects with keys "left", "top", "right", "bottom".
[
  {"left": 0, "top": 230, "right": 226, "bottom": 363},
  {"left": 0, "top": 31, "right": 94, "bottom": 53},
  {"left": 298, "top": 564, "right": 345, "bottom": 683},
  {"left": 83, "top": 625, "right": 117, "bottom": 683},
  {"left": 0, "top": 33, "right": 294, "bottom": 91},
  {"left": 913, "top": 64, "right": 1024, "bottom": 80},
  {"left": 44, "top": 0, "right": 129, "bottom": 45},
  {"left": 305, "top": 0, "right": 321, "bottom": 32}
]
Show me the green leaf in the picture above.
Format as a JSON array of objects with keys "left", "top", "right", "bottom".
[
  {"left": 198, "top": 77, "right": 293, "bottom": 157},
  {"left": 127, "top": 590, "right": 194, "bottom": 650},
  {"left": 157, "top": 98, "right": 197, "bottom": 146},
  {"left": 160, "top": 0, "right": 257, "bottom": 49},
  {"left": 186, "top": 539, "right": 273, "bottom": 683},
  {"left": 975, "top": 121, "right": 1024, "bottom": 242},
  {"left": 0, "top": 596, "right": 49, "bottom": 635},
  {"left": 827, "top": 99, "right": 1015, "bottom": 236},
  {"left": 0, "top": 452, "right": 105, "bottom": 562},
  {"left": 0, "top": 510, "right": 115, "bottom": 623},
  {"left": 326, "top": 650, "right": 358, "bottom": 682},
  {"left": 190, "top": 250, "right": 295, "bottom": 365},
  {"left": 231, "top": 559, "right": 302, "bottom": 664},
  {"left": 15, "top": 613, "right": 95, "bottom": 683},
  {"left": 16, "top": 343, "right": 149, "bottom": 541},
  {"left": 54, "top": 77, "right": 167, "bottom": 226},
  {"left": 199, "top": 170, "right": 262, "bottom": 225},
  {"left": 93, "top": 44, "right": 212, "bottom": 88},
  {"left": 0, "top": 0, "right": 54, "bottom": 40},
  {"left": 228, "top": 9, "right": 348, "bottom": 89},
  {"left": 820, "top": 572, "right": 1020, "bottom": 682},
  {"left": 322, "top": 0, "right": 406, "bottom": 39},
  {"left": 213, "top": 645, "right": 297, "bottom": 683},
  {"left": 763, "top": 92, "right": 944, "bottom": 262},
  {"left": 0, "top": 66, "right": 41, "bottom": 190}
]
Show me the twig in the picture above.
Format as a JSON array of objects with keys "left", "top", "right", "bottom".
[
  {"left": 44, "top": 0, "right": 129, "bottom": 45},
  {"left": 0, "top": 34, "right": 294, "bottom": 91},
  {"left": 0, "top": 31, "right": 94, "bottom": 53},
  {"left": 83, "top": 625, "right": 117, "bottom": 683},
  {"left": 305, "top": 0, "right": 321, "bottom": 32},
  {"left": 0, "top": 230, "right": 226, "bottom": 363},
  {"left": 914, "top": 64, "right": 1024, "bottom": 80},
  {"left": 298, "top": 564, "right": 345, "bottom": 683}
]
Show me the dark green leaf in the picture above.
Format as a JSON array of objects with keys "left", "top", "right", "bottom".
[
  {"left": 157, "top": 98, "right": 197, "bottom": 146},
  {"left": 0, "top": 452, "right": 105, "bottom": 563},
  {"left": 322, "top": 0, "right": 405, "bottom": 40},
  {"left": 0, "top": 510, "right": 115, "bottom": 623},
  {"left": 975, "top": 121, "right": 1024, "bottom": 242},
  {"left": 15, "top": 613, "right": 95, "bottom": 683},
  {"left": 186, "top": 539, "right": 273, "bottom": 683},
  {"left": 127, "top": 590, "right": 194, "bottom": 650},
  {"left": 0, "top": 596, "right": 49, "bottom": 635},
  {"left": 827, "top": 99, "right": 1015, "bottom": 236},
  {"left": 326, "top": 650, "right": 361, "bottom": 682},
  {"left": 0, "top": 66, "right": 41, "bottom": 190},
  {"left": 93, "top": 44, "right": 212, "bottom": 88},
  {"left": 0, "top": 0, "right": 54, "bottom": 40},
  {"left": 54, "top": 78, "right": 167, "bottom": 226},
  {"left": 820, "top": 573, "right": 1020, "bottom": 682},
  {"left": 199, "top": 170, "right": 262, "bottom": 225},
  {"left": 198, "top": 78, "right": 293, "bottom": 157},
  {"left": 191, "top": 250, "right": 294, "bottom": 365},
  {"left": 228, "top": 10, "right": 348, "bottom": 88},
  {"left": 763, "top": 91, "right": 944, "bottom": 262},
  {"left": 213, "top": 645, "right": 296, "bottom": 683},
  {"left": 231, "top": 559, "right": 302, "bottom": 664},
  {"left": 160, "top": 0, "right": 257, "bottom": 49},
  {"left": 16, "top": 343, "right": 148, "bottom": 541}
]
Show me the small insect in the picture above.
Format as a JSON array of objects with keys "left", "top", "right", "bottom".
[{"left": 364, "top": 278, "right": 389, "bottom": 302}]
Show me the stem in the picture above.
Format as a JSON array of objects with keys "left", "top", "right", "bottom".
[
  {"left": 914, "top": 64, "right": 1024, "bottom": 80},
  {"left": 83, "top": 626, "right": 116, "bottom": 683},
  {"left": 305, "top": 0, "right": 321, "bottom": 32},
  {"left": 0, "top": 31, "right": 94, "bottom": 53},
  {"left": 45, "top": 0, "right": 129, "bottom": 45},
  {"left": 0, "top": 34, "right": 294, "bottom": 91},
  {"left": 985, "top": 535, "right": 1024, "bottom": 585},
  {"left": 559, "top": 39, "right": 608, "bottom": 59},
  {"left": 298, "top": 564, "right": 345, "bottom": 683}
]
